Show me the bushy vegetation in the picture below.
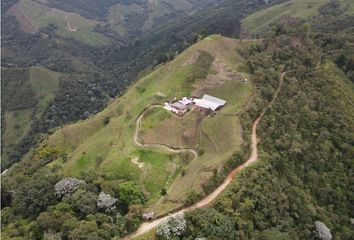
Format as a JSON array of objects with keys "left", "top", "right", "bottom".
[
  {"left": 1, "top": 168, "right": 146, "bottom": 239},
  {"left": 183, "top": 18, "right": 354, "bottom": 240}
]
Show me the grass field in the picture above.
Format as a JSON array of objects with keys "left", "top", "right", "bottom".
[
  {"left": 242, "top": 0, "right": 354, "bottom": 33},
  {"left": 14, "top": 0, "right": 110, "bottom": 46},
  {"left": 41, "top": 35, "right": 257, "bottom": 213},
  {"left": 2, "top": 67, "right": 60, "bottom": 163},
  {"left": 141, "top": 110, "right": 204, "bottom": 149}
]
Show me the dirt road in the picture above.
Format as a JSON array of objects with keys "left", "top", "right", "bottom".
[
  {"left": 124, "top": 72, "right": 286, "bottom": 239},
  {"left": 134, "top": 105, "right": 198, "bottom": 159}
]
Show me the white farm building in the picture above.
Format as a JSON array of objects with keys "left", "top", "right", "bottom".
[{"left": 193, "top": 94, "right": 226, "bottom": 111}]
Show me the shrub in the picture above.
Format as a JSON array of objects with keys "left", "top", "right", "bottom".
[{"left": 156, "top": 214, "right": 186, "bottom": 240}]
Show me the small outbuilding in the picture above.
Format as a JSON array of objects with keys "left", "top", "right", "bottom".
[{"left": 142, "top": 212, "right": 154, "bottom": 221}]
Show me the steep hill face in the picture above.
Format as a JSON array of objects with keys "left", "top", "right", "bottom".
[
  {"left": 1, "top": 67, "right": 60, "bottom": 164},
  {"left": 1, "top": 35, "right": 257, "bottom": 239}
]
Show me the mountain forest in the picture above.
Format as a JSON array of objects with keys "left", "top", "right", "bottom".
[{"left": 1, "top": 0, "right": 353, "bottom": 239}]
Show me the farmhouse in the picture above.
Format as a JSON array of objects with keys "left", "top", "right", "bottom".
[
  {"left": 163, "top": 95, "right": 226, "bottom": 116},
  {"left": 163, "top": 97, "right": 194, "bottom": 116},
  {"left": 193, "top": 94, "right": 226, "bottom": 111},
  {"left": 164, "top": 101, "right": 187, "bottom": 115}
]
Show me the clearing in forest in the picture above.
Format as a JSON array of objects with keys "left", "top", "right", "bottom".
[{"left": 7, "top": 0, "right": 110, "bottom": 46}]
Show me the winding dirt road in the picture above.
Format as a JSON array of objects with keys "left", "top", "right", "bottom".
[
  {"left": 124, "top": 72, "right": 286, "bottom": 240},
  {"left": 134, "top": 105, "right": 198, "bottom": 159}
]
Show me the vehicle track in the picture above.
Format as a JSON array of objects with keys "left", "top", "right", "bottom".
[{"left": 134, "top": 105, "right": 198, "bottom": 160}]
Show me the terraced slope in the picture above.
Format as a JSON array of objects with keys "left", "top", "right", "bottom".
[{"left": 27, "top": 35, "right": 257, "bottom": 214}]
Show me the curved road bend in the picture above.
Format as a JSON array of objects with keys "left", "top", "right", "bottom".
[
  {"left": 134, "top": 105, "right": 198, "bottom": 159},
  {"left": 124, "top": 72, "right": 287, "bottom": 240}
]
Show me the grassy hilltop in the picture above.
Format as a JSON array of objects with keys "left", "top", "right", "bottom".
[{"left": 19, "top": 35, "right": 256, "bottom": 214}]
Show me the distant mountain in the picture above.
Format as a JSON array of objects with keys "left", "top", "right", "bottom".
[
  {"left": 241, "top": 0, "right": 354, "bottom": 36},
  {"left": 5, "top": 0, "right": 217, "bottom": 46}
]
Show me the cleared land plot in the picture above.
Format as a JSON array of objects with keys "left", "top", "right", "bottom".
[
  {"left": 141, "top": 110, "right": 205, "bottom": 149},
  {"left": 42, "top": 35, "right": 256, "bottom": 213},
  {"left": 12, "top": 0, "right": 110, "bottom": 46}
]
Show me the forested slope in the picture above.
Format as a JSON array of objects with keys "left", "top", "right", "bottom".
[{"left": 181, "top": 17, "right": 354, "bottom": 240}]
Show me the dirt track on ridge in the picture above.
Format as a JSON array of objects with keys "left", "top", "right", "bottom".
[
  {"left": 124, "top": 71, "right": 287, "bottom": 239},
  {"left": 134, "top": 105, "right": 198, "bottom": 159}
]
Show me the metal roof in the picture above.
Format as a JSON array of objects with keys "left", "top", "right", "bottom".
[
  {"left": 171, "top": 102, "right": 187, "bottom": 110},
  {"left": 194, "top": 99, "right": 220, "bottom": 111},
  {"left": 193, "top": 94, "right": 226, "bottom": 111},
  {"left": 202, "top": 94, "right": 226, "bottom": 106}
]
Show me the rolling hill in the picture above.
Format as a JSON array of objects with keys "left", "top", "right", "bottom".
[
  {"left": 42, "top": 35, "right": 255, "bottom": 214},
  {"left": 242, "top": 0, "right": 354, "bottom": 34},
  {"left": 5, "top": 0, "right": 217, "bottom": 46},
  {"left": 1, "top": 0, "right": 354, "bottom": 239},
  {"left": 6, "top": 0, "right": 111, "bottom": 46},
  {"left": 2, "top": 35, "right": 256, "bottom": 217}
]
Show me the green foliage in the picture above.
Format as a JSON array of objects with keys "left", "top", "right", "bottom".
[
  {"left": 160, "top": 188, "right": 167, "bottom": 196},
  {"left": 184, "top": 190, "right": 202, "bottom": 206},
  {"left": 185, "top": 208, "right": 236, "bottom": 239},
  {"left": 12, "top": 169, "right": 59, "bottom": 219},
  {"left": 186, "top": 22, "right": 354, "bottom": 239},
  {"left": 118, "top": 181, "right": 145, "bottom": 207},
  {"left": 1, "top": 68, "right": 36, "bottom": 111},
  {"left": 68, "top": 220, "right": 103, "bottom": 240},
  {"left": 70, "top": 189, "right": 98, "bottom": 216}
]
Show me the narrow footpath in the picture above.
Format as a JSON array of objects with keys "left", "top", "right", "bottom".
[{"left": 124, "top": 72, "right": 287, "bottom": 239}]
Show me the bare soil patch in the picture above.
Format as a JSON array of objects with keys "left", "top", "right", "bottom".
[
  {"left": 192, "top": 57, "right": 243, "bottom": 97},
  {"left": 182, "top": 51, "right": 200, "bottom": 66},
  {"left": 131, "top": 157, "right": 144, "bottom": 169}
]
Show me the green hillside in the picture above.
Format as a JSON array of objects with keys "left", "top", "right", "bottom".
[
  {"left": 242, "top": 0, "right": 354, "bottom": 33},
  {"left": 107, "top": 0, "right": 194, "bottom": 37},
  {"left": 46, "top": 35, "right": 254, "bottom": 214},
  {"left": 6, "top": 0, "right": 214, "bottom": 45},
  {"left": 8, "top": 0, "right": 111, "bottom": 46},
  {"left": 5, "top": 35, "right": 255, "bottom": 214},
  {"left": 2, "top": 67, "right": 60, "bottom": 163}
]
